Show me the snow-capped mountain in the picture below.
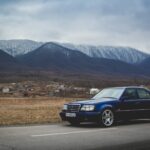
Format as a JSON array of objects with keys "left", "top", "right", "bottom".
[
  {"left": 60, "top": 43, "right": 149, "bottom": 64},
  {"left": 0, "top": 39, "right": 43, "bottom": 56},
  {"left": 0, "top": 40, "right": 149, "bottom": 64},
  {"left": 17, "top": 42, "right": 144, "bottom": 75}
]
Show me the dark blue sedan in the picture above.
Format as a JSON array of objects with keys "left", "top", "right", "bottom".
[{"left": 60, "top": 86, "right": 150, "bottom": 127}]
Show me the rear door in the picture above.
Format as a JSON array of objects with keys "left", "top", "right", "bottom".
[{"left": 137, "top": 88, "right": 150, "bottom": 118}]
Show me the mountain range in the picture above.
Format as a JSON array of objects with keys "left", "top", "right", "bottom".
[
  {"left": 17, "top": 42, "right": 142, "bottom": 74},
  {"left": 0, "top": 40, "right": 149, "bottom": 64},
  {"left": 0, "top": 40, "right": 150, "bottom": 78}
]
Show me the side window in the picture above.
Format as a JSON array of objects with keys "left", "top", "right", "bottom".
[
  {"left": 122, "top": 88, "right": 138, "bottom": 100},
  {"left": 137, "top": 89, "right": 150, "bottom": 99}
]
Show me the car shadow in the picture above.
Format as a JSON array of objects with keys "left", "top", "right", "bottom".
[
  {"left": 116, "top": 119, "right": 150, "bottom": 127},
  {"left": 64, "top": 122, "right": 101, "bottom": 128},
  {"left": 62, "top": 119, "right": 150, "bottom": 128}
]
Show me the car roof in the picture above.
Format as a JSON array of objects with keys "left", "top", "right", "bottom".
[{"left": 105, "top": 86, "right": 148, "bottom": 90}]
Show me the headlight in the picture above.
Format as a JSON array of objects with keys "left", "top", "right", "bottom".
[
  {"left": 63, "top": 104, "right": 68, "bottom": 110},
  {"left": 81, "top": 105, "right": 95, "bottom": 111}
]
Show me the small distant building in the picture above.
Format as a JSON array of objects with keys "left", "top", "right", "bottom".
[
  {"left": 74, "top": 87, "right": 85, "bottom": 91},
  {"left": 58, "top": 85, "right": 65, "bottom": 90},
  {"left": 11, "top": 83, "right": 16, "bottom": 86},
  {"left": 90, "top": 88, "right": 100, "bottom": 95},
  {"left": 2, "top": 87, "right": 10, "bottom": 93}
]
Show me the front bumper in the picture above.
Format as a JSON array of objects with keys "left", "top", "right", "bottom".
[{"left": 59, "top": 111, "right": 100, "bottom": 122}]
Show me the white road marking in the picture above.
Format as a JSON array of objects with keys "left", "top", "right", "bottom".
[{"left": 31, "top": 128, "right": 117, "bottom": 137}]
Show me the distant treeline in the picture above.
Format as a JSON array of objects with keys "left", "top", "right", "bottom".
[{"left": 0, "top": 71, "right": 150, "bottom": 89}]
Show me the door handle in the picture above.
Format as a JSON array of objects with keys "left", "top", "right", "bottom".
[{"left": 135, "top": 102, "right": 140, "bottom": 104}]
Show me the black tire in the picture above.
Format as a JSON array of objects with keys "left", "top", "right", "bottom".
[{"left": 100, "top": 109, "right": 115, "bottom": 127}]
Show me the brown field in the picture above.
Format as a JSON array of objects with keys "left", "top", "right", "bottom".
[{"left": 0, "top": 97, "right": 77, "bottom": 126}]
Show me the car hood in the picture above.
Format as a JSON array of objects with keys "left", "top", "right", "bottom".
[{"left": 70, "top": 98, "right": 118, "bottom": 105}]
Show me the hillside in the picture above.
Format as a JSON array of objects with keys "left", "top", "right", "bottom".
[
  {"left": 17, "top": 42, "right": 144, "bottom": 76},
  {"left": 0, "top": 49, "right": 22, "bottom": 71}
]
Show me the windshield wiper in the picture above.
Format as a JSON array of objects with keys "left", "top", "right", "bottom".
[{"left": 101, "top": 97, "right": 117, "bottom": 99}]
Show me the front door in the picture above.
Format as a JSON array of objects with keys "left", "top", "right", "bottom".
[{"left": 119, "top": 88, "right": 140, "bottom": 119}]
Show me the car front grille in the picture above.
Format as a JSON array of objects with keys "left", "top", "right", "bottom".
[{"left": 67, "top": 104, "right": 81, "bottom": 112}]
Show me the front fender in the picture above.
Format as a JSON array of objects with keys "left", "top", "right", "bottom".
[{"left": 96, "top": 104, "right": 115, "bottom": 113}]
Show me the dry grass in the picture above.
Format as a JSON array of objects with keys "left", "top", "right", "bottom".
[{"left": 0, "top": 97, "right": 76, "bottom": 126}]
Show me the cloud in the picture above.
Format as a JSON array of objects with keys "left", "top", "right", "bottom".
[{"left": 0, "top": 0, "right": 150, "bottom": 53}]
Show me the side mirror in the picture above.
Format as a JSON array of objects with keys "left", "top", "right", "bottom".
[{"left": 121, "top": 96, "right": 129, "bottom": 101}]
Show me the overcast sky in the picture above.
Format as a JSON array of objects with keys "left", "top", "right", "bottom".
[{"left": 0, "top": 0, "right": 150, "bottom": 53}]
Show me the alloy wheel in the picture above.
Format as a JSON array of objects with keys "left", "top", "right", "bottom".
[{"left": 101, "top": 109, "right": 114, "bottom": 127}]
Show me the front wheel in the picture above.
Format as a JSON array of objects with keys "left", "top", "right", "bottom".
[{"left": 100, "top": 109, "right": 115, "bottom": 127}]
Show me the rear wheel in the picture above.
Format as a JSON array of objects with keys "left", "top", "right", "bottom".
[{"left": 100, "top": 109, "right": 114, "bottom": 127}]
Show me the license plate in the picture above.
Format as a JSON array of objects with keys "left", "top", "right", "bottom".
[{"left": 66, "top": 113, "right": 76, "bottom": 117}]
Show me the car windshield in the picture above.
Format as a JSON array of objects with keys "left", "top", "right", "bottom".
[{"left": 92, "top": 88, "right": 125, "bottom": 100}]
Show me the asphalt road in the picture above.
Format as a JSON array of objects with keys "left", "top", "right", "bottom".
[{"left": 0, "top": 120, "right": 150, "bottom": 150}]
